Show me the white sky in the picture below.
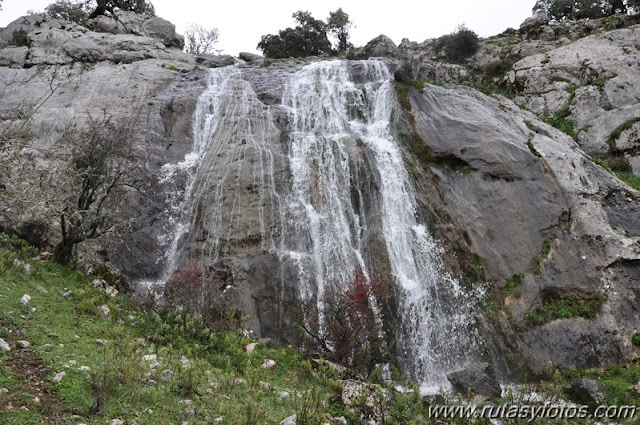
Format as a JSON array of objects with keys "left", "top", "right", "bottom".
[{"left": 1, "top": 0, "right": 536, "bottom": 55}]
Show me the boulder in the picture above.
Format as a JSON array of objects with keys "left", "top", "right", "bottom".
[
  {"left": 519, "top": 12, "right": 550, "bottom": 33},
  {"left": 239, "top": 52, "right": 263, "bottom": 62},
  {"left": 394, "top": 55, "right": 422, "bottom": 82},
  {"left": 196, "top": 54, "right": 236, "bottom": 68},
  {"left": 280, "top": 414, "right": 297, "bottom": 425},
  {"left": 363, "top": 34, "right": 399, "bottom": 58},
  {"left": 566, "top": 378, "right": 609, "bottom": 409},
  {"left": 446, "top": 363, "right": 501, "bottom": 398},
  {"left": 142, "top": 16, "right": 184, "bottom": 49}
]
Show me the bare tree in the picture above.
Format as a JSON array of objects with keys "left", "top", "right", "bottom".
[
  {"left": 1, "top": 111, "right": 151, "bottom": 264},
  {"left": 183, "top": 23, "right": 220, "bottom": 55}
]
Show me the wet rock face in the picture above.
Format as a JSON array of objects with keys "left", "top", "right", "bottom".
[{"left": 405, "top": 82, "right": 640, "bottom": 376}]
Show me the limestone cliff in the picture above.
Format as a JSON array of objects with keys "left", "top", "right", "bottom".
[{"left": 0, "top": 12, "right": 639, "bottom": 383}]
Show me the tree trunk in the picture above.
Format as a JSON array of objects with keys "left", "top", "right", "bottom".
[{"left": 52, "top": 239, "right": 75, "bottom": 265}]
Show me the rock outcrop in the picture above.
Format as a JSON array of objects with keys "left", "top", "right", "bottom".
[{"left": 1, "top": 12, "right": 639, "bottom": 385}]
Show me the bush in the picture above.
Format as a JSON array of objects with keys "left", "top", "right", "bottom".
[
  {"left": 434, "top": 25, "right": 480, "bottom": 63},
  {"left": 163, "top": 259, "right": 238, "bottom": 331},
  {"left": 533, "top": 0, "right": 636, "bottom": 21},
  {"left": 257, "top": 10, "right": 331, "bottom": 58},
  {"left": 288, "top": 270, "right": 392, "bottom": 377},
  {"left": 633, "top": 333, "right": 640, "bottom": 347},
  {"left": 183, "top": 23, "right": 220, "bottom": 55},
  {"left": 10, "top": 29, "right": 30, "bottom": 47},
  {"left": 45, "top": 0, "right": 90, "bottom": 24}
]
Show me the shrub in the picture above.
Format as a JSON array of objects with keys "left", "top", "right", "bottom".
[
  {"left": 183, "top": 23, "right": 220, "bottom": 55},
  {"left": 10, "top": 29, "right": 30, "bottom": 47},
  {"left": 288, "top": 270, "right": 392, "bottom": 377},
  {"left": 633, "top": 333, "right": 640, "bottom": 347},
  {"left": 257, "top": 10, "right": 331, "bottom": 58},
  {"left": 434, "top": 25, "right": 480, "bottom": 63},
  {"left": 45, "top": 0, "right": 91, "bottom": 24},
  {"left": 163, "top": 259, "right": 238, "bottom": 331}
]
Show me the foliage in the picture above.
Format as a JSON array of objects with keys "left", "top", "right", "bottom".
[
  {"left": 633, "top": 333, "right": 640, "bottom": 347},
  {"left": 88, "top": 0, "right": 155, "bottom": 19},
  {"left": 10, "top": 29, "right": 31, "bottom": 47},
  {"left": 615, "top": 171, "right": 640, "bottom": 191},
  {"left": 533, "top": 0, "right": 638, "bottom": 21},
  {"left": 525, "top": 293, "right": 606, "bottom": 326},
  {"left": 607, "top": 117, "right": 640, "bottom": 150},
  {"left": 183, "top": 23, "right": 220, "bottom": 55},
  {"left": 162, "top": 259, "right": 239, "bottom": 331},
  {"left": 327, "top": 8, "right": 352, "bottom": 53},
  {"left": 45, "top": 0, "right": 92, "bottom": 24},
  {"left": 434, "top": 25, "right": 480, "bottom": 63},
  {"left": 288, "top": 270, "right": 392, "bottom": 377},
  {"left": 257, "top": 10, "right": 332, "bottom": 58}
]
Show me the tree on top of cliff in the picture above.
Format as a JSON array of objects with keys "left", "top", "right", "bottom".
[
  {"left": 257, "top": 10, "right": 332, "bottom": 59},
  {"left": 434, "top": 25, "right": 480, "bottom": 64},
  {"left": 533, "top": 0, "right": 640, "bottom": 21},
  {"left": 327, "top": 8, "right": 353, "bottom": 53},
  {"left": 45, "top": 0, "right": 155, "bottom": 24}
]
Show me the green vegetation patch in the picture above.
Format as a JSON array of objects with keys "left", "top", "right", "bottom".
[
  {"left": 607, "top": 117, "right": 640, "bottom": 151},
  {"left": 525, "top": 293, "right": 606, "bottom": 327}
]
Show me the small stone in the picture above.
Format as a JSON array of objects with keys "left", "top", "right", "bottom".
[
  {"left": 0, "top": 388, "right": 8, "bottom": 394},
  {"left": 12, "top": 259, "right": 22, "bottom": 267},
  {"left": 334, "top": 417, "right": 348, "bottom": 425},
  {"left": 111, "top": 420, "right": 123, "bottom": 425},
  {"left": 105, "top": 286, "right": 118, "bottom": 298},
  {"left": 0, "top": 338, "right": 10, "bottom": 352},
  {"left": 41, "top": 344, "right": 54, "bottom": 350},
  {"left": 60, "top": 291, "right": 73, "bottom": 298},
  {"left": 178, "top": 399, "right": 192, "bottom": 405},
  {"left": 245, "top": 342, "right": 257, "bottom": 354},
  {"left": 23, "top": 264, "right": 33, "bottom": 275},
  {"left": 33, "top": 396, "right": 40, "bottom": 404},
  {"left": 20, "top": 294, "right": 32, "bottom": 304},
  {"left": 261, "top": 359, "right": 276, "bottom": 369},
  {"left": 68, "top": 360, "right": 76, "bottom": 366},
  {"left": 36, "top": 286, "right": 48, "bottom": 293},
  {"left": 37, "top": 252, "right": 52, "bottom": 261},
  {"left": 183, "top": 407, "right": 195, "bottom": 417},
  {"left": 161, "top": 369, "right": 174, "bottom": 382},
  {"left": 98, "top": 305, "right": 110, "bottom": 317},
  {"left": 91, "top": 279, "right": 106, "bottom": 288},
  {"left": 142, "top": 354, "right": 157, "bottom": 362},
  {"left": 214, "top": 417, "right": 224, "bottom": 424},
  {"left": 149, "top": 361, "right": 159, "bottom": 369},
  {"left": 232, "top": 378, "right": 246, "bottom": 386},
  {"left": 280, "top": 414, "right": 297, "bottom": 425},
  {"left": 79, "top": 366, "right": 90, "bottom": 372},
  {"left": 52, "top": 372, "right": 66, "bottom": 383},
  {"left": 17, "top": 340, "right": 30, "bottom": 349},
  {"left": 259, "top": 381, "right": 275, "bottom": 392},
  {"left": 96, "top": 339, "right": 107, "bottom": 346},
  {"left": 279, "top": 391, "right": 290, "bottom": 400},
  {"left": 180, "top": 356, "right": 189, "bottom": 365}
]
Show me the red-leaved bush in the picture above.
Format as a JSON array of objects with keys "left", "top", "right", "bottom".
[
  {"left": 289, "top": 270, "right": 392, "bottom": 376},
  {"left": 163, "top": 259, "right": 238, "bottom": 331}
]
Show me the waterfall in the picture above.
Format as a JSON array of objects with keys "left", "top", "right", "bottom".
[
  {"left": 152, "top": 59, "right": 478, "bottom": 392},
  {"left": 280, "top": 60, "right": 477, "bottom": 391}
]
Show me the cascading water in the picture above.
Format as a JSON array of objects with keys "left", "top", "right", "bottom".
[
  {"left": 153, "top": 59, "right": 479, "bottom": 392},
  {"left": 280, "top": 60, "right": 478, "bottom": 391}
]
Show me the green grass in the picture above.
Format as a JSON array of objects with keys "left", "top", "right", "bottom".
[
  {"left": 607, "top": 118, "right": 640, "bottom": 151},
  {"left": 525, "top": 293, "right": 606, "bottom": 327},
  {"left": 0, "top": 237, "right": 345, "bottom": 424},
  {"left": 504, "top": 273, "right": 525, "bottom": 297},
  {"left": 616, "top": 172, "right": 640, "bottom": 191}
]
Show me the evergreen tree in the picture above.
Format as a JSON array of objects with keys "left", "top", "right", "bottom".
[
  {"left": 327, "top": 8, "right": 352, "bottom": 53},
  {"left": 257, "top": 10, "right": 332, "bottom": 59}
]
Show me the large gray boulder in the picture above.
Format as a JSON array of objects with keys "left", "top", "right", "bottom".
[
  {"left": 447, "top": 363, "right": 501, "bottom": 397},
  {"left": 519, "top": 12, "right": 550, "bottom": 33},
  {"left": 566, "top": 378, "right": 609, "bottom": 409},
  {"left": 87, "top": 11, "right": 184, "bottom": 49},
  {"left": 363, "top": 34, "right": 399, "bottom": 58}
]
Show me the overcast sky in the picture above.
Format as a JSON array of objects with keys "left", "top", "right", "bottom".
[{"left": 1, "top": 0, "right": 536, "bottom": 54}]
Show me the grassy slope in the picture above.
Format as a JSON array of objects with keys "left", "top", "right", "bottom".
[
  {"left": 0, "top": 238, "right": 346, "bottom": 425},
  {"left": 1, "top": 235, "right": 639, "bottom": 425}
]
